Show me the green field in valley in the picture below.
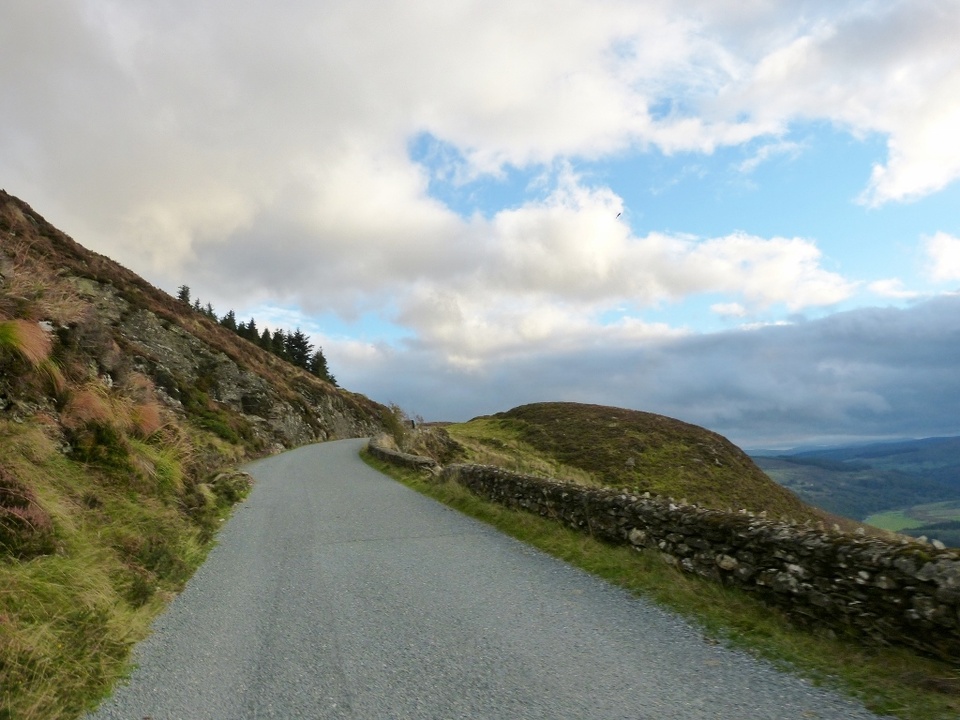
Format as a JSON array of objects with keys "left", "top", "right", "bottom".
[{"left": 866, "top": 501, "right": 960, "bottom": 535}]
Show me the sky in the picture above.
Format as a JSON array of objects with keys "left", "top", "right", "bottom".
[{"left": 3, "top": 0, "right": 960, "bottom": 449}]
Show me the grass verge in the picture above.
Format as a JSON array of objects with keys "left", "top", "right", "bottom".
[
  {"left": 0, "top": 421, "right": 250, "bottom": 720},
  {"left": 361, "top": 449, "right": 960, "bottom": 720}
]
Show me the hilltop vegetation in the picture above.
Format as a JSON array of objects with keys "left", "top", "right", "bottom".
[
  {"left": 0, "top": 191, "right": 384, "bottom": 719},
  {"left": 441, "top": 402, "right": 824, "bottom": 525}
]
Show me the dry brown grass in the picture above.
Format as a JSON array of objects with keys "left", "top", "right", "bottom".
[
  {"left": 129, "top": 401, "right": 164, "bottom": 438},
  {"left": 0, "top": 319, "right": 52, "bottom": 366},
  {"left": 61, "top": 385, "right": 114, "bottom": 430},
  {"left": 0, "top": 237, "right": 87, "bottom": 325}
]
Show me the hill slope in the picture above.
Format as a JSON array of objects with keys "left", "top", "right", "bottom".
[
  {"left": 0, "top": 191, "right": 386, "bottom": 719},
  {"left": 445, "top": 402, "right": 822, "bottom": 524}
]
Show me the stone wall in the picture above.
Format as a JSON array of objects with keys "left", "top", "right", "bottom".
[
  {"left": 423, "top": 461, "right": 960, "bottom": 660},
  {"left": 368, "top": 438, "right": 440, "bottom": 471}
]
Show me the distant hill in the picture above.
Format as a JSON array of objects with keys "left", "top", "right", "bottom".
[
  {"left": 753, "top": 436, "right": 960, "bottom": 545},
  {"left": 442, "top": 402, "right": 826, "bottom": 525}
]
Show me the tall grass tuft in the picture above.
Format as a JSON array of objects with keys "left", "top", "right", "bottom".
[{"left": 0, "top": 319, "right": 52, "bottom": 367}]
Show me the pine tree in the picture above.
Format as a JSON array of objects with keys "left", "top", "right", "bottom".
[
  {"left": 271, "top": 329, "right": 286, "bottom": 358},
  {"left": 177, "top": 285, "right": 191, "bottom": 304},
  {"left": 204, "top": 302, "right": 216, "bottom": 319},
  {"left": 193, "top": 297, "right": 202, "bottom": 312},
  {"left": 245, "top": 317, "right": 258, "bottom": 342},
  {"left": 220, "top": 309, "right": 237, "bottom": 331},
  {"left": 259, "top": 327, "right": 272, "bottom": 349},
  {"left": 309, "top": 349, "right": 336, "bottom": 385},
  {"left": 285, "top": 328, "right": 313, "bottom": 369}
]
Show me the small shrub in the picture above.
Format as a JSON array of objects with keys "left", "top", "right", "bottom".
[
  {"left": 61, "top": 386, "right": 113, "bottom": 430},
  {"left": 0, "top": 465, "right": 56, "bottom": 558},
  {"left": 209, "top": 470, "right": 253, "bottom": 505},
  {"left": 68, "top": 423, "right": 131, "bottom": 473},
  {"left": 381, "top": 403, "right": 410, "bottom": 450}
]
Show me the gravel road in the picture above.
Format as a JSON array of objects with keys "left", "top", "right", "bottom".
[{"left": 85, "top": 438, "right": 889, "bottom": 719}]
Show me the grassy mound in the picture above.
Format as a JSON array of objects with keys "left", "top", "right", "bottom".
[{"left": 449, "top": 402, "right": 821, "bottom": 523}]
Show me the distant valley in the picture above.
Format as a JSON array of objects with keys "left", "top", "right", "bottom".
[{"left": 753, "top": 436, "right": 960, "bottom": 546}]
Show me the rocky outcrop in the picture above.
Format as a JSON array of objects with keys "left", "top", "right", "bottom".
[{"left": 72, "top": 279, "right": 383, "bottom": 450}]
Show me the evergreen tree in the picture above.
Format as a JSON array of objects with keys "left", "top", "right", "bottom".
[
  {"left": 204, "top": 302, "right": 216, "bottom": 319},
  {"left": 220, "top": 309, "right": 237, "bottom": 331},
  {"left": 237, "top": 321, "right": 248, "bottom": 337},
  {"left": 309, "top": 349, "right": 336, "bottom": 385},
  {"left": 244, "top": 317, "right": 258, "bottom": 342},
  {"left": 285, "top": 328, "right": 313, "bottom": 369},
  {"left": 271, "top": 329, "right": 287, "bottom": 358},
  {"left": 259, "top": 327, "right": 272, "bottom": 349},
  {"left": 177, "top": 285, "right": 191, "bottom": 304},
  {"left": 193, "top": 297, "right": 202, "bottom": 312}
]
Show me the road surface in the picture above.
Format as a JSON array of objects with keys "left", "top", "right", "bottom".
[{"left": 86, "top": 438, "right": 888, "bottom": 719}]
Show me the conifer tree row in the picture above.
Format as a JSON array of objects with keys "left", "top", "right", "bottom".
[{"left": 176, "top": 286, "right": 336, "bottom": 385}]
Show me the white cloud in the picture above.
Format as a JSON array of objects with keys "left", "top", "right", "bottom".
[
  {"left": 925, "top": 232, "right": 960, "bottom": 283},
  {"left": 868, "top": 278, "right": 922, "bottom": 300},
  {"left": 3, "top": 0, "right": 959, "bottom": 288},
  {"left": 736, "top": 140, "right": 803, "bottom": 174},
  {"left": 712, "top": 302, "right": 747, "bottom": 318},
  {"left": 719, "top": 0, "right": 960, "bottom": 205}
]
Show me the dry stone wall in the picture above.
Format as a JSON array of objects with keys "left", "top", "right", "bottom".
[
  {"left": 368, "top": 440, "right": 440, "bottom": 471},
  {"left": 415, "top": 459, "right": 960, "bottom": 660}
]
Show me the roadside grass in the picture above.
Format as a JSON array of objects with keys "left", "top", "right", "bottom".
[
  {"left": 361, "top": 450, "right": 960, "bottom": 720},
  {"left": 0, "top": 419, "right": 248, "bottom": 720}
]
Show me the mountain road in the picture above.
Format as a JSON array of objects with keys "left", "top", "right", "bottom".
[{"left": 85, "top": 438, "right": 888, "bottom": 719}]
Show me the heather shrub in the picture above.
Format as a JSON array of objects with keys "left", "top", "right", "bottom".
[{"left": 0, "top": 465, "right": 56, "bottom": 558}]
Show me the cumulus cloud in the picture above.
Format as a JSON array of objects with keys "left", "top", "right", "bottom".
[
  {"left": 719, "top": 0, "right": 960, "bottom": 205},
  {"left": 868, "top": 279, "right": 922, "bottom": 300},
  {"left": 925, "top": 232, "right": 960, "bottom": 283},
  {"left": 711, "top": 302, "right": 747, "bottom": 318},
  {"left": 5, "top": 0, "right": 959, "bottom": 284}
]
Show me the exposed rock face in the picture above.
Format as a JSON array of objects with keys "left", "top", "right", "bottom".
[{"left": 78, "top": 279, "right": 383, "bottom": 450}]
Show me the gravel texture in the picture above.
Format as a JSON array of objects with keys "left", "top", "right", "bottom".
[{"left": 85, "top": 438, "right": 890, "bottom": 719}]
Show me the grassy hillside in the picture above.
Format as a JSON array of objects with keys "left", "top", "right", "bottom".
[
  {"left": 0, "top": 191, "right": 384, "bottom": 719},
  {"left": 444, "top": 402, "right": 823, "bottom": 524}
]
